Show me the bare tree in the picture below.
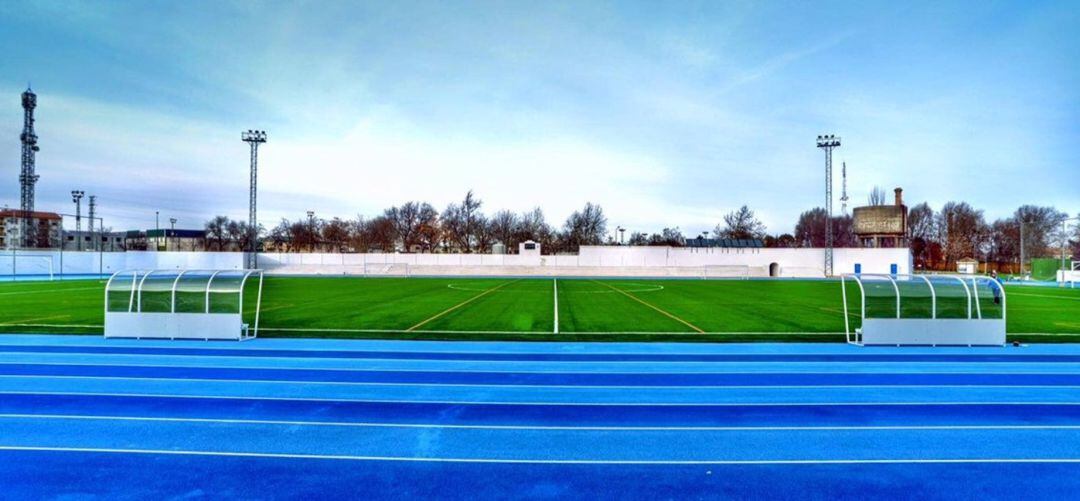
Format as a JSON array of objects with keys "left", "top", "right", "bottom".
[
  {"left": 442, "top": 190, "right": 485, "bottom": 253},
  {"left": 269, "top": 219, "right": 291, "bottom": 251},
  {"left": 322, "top": 218, "right": 352, "bottom": 252},
  {"left": 385, "top": 202, "right": 438, "bottom": 252},
  {"left": 868, "top": 186, "right": 888, "bottom": 206},
  {"left": 908, "top": 203, "right": 936, "bottom": 268},
  {"left": 204, "top": 215, "right": 230, "bottom": 251},
  {"left": 1014, "top": 205, "right": 1069, "bottom": 260},
  {"left": 562, "top": 202, "right": 607, "bottom": 252},
  {"left": 715, "top": 205, "right": 766, "bottom": 240},
  {"left": 646, "top": 227, "right": 685, "bottom": 246},
  {"left": 489, "top": 210, "right": 519, "bottom": 251},
  {"left": 513, "top": 207, "right": 553, "bottom": 251},
  {"left": 936, "top": 201, "right": 987, "bottom": 267}
]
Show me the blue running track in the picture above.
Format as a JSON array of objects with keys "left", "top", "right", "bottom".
[{"left": 2, "top": 334, "right": 1080, "bottom": 499}]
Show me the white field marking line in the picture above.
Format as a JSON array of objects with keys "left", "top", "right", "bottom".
[
  {"left": 445, "top": 283, "right": 665, "bottom": 294},
  {"left": 1, "top": 446, "right": 1079, "bottom": 465},
  {"left": 0, "top": 323, "right": 101, "bottom": 328},
  {"left": 1009, "top": 292, "right": 1080, "bottom": 302},
  {"left": 0, "top": 315, "right": 72, "bottom": 325},
  {"left": 593, "top": 280, "right": 705, "bottom": 334},
  {"left": 560, "top": 283, "right": 666, "bottom": 294},
  {"left": 553, "top": 278, "right": 559, "bottom": 334},
  {"left": 2, "top": 324, "right": 837, "bottom": 335},
  {"left": 6, "top": 413, "right": 1080, "bottom": 432},
  {"left": 0, "top": 287, "right": 101, "bottom": 297},
  {"left": 7, "top": 360, "right": 1080, "bottom": 375},
  {"left": 407, "top": 280, "right": 519, "bottom": 331},
  {"left": 4, "top": 391, "right": 1080, "bottom": 407},
  {"left": 254, "top": 327, "right": 844, "bottom": 335},
  {"left": 5, "top": 374, "right": 1080, "bottom": 390}
]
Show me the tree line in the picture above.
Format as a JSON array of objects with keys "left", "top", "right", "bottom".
[{"left": 203, "top": 191, "right": 1079, "bottom": 266}]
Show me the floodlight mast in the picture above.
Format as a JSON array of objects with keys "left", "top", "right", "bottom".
[
  {"left": 71, "top": 190, "right": 85, "bottom": 251},
  {"left": 242, "top": 130, "right": 267, "bottom": 269},
  {"left": 816, "top": 134, "right": 841, "bottom": 277}
]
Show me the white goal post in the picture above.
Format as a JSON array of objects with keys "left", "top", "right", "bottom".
[
  {"left": 842, "top": 273, "right": 1006, "bottom": 346},
  {"left": 1059, "top": 262, "right": 1079, "bottom": 288},
  {"left": 104, "top": 269, "right": 263, "bottom": 341},
  {"left": 0, "top": 252, "right": 55, "bottom": 280}
]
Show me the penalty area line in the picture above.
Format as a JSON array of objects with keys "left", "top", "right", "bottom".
[
  {"left": 594, "top": 281, "right": 705, "bottom": 333},
  {"left": 406, "top": 280, "right": 518, "bottom": 332}
]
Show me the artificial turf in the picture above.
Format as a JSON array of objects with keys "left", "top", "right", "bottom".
[{"left": 0, "top": 276, "right": 1076, "bottom": 342}]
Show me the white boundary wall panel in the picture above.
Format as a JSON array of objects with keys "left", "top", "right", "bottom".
[
  {"left": 1059, "top": 269, "right": 1079, "bottom": 286},
  {"left": 255, "top": 247, "right": 910, "bottom": 278},
  {"left": 15, "top": 248, "right": 909, "bottom": 278}
]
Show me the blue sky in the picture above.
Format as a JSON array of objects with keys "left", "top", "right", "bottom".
[{"left": 0, "top": 0, "right": 1076, "bottom": 236}]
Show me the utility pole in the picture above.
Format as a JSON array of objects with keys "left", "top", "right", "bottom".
[
  {"left": 242, "top": 130, "right": 267, "bottom": 268},
  {"left": 307, "top": 210, "right": 316, "bottom": 252},
  {"left": 816, "top": 134, "right": 841, "bottom": 277},
  {"left": 840, "top": 162, "right": 850, "bottom": 215},
  {"left": 169, "top": 217, "right": 177, "bottom": 252},
  {"left": 71, "top": 190, "right": 84, "bottom": 251},
  {"left": 87, "top": 196, "right": 96, "bottom": 251}
]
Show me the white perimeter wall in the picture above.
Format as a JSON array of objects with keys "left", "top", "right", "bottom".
[{"left": 1, "top": 247, "right": 911, "bottom": 277}]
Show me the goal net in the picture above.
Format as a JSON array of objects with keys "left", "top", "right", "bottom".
[
  {"left": 362, "top": 262, "right": 410, "bottom": 277},
  {"left": 0, "top": 252, "right": 55, "bottom": 280}
]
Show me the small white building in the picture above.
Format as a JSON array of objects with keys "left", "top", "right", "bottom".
[
  {"left": 519, "top": 240, "right": 541, "bottom": 257},
  {"left": 957, "top": 258, "right": 979, "bottom": 275}
]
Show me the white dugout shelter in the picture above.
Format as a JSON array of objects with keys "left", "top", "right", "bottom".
[
  {"left": 842, "top": 273, "right": 1006, "bottom": 346},
  {"left": 104, "top": 269, "right": 263, "bottom": 341}
]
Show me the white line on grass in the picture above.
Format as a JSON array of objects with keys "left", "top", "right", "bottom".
[
  {"left": 0, "top": 287, "right": 102, "bottom": 297},
  {"left": 0, "top": 446, "right": 1078, "bottom": 465},
  {"left": 407, "top": 280, "right": 519, "bottom": 331},
  {"left": 553, "top": 278, "right": 559, "bottom": 334},
  {"left": 594, "top": 281, "right": 706, "bottom": 333},
  {"left": 3, "top": 391, "right": 1080, "bottom": 407},
  {"left": 5, "top": 413, "right": 1080, "bottom": 432}
]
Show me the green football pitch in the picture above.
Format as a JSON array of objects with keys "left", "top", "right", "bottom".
[{"left": 0, "top": 277, "right": 1077, "bottom": 342}]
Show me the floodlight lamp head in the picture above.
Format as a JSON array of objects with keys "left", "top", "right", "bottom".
[
  {"left": 242, "top": 130, "right": 268, "bottom": 143},
  {"left": 816, "top": 134, "right": 841, "bottom": 148}
]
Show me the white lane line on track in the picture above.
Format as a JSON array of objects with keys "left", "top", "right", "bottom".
[
  {"left": 5, "top": 374, "right": 1080, "bottom": 390},
  {"left": 1, "top": 446, "right": 1079, "bottom": 465},
  {"left": 4, "top": 360, "right": 1079, "bottom": 375},
  {"left": 5, "top": 413, "right": 1080, "bottom": 432},
  {"left": 3, "top": 391, "right": 1080, "bottom": 407}
]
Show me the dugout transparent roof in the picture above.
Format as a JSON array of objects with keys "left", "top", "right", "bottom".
[
  {"left": 842, "top": 273, "right": 1006, "bottom": 322},
  {"left": 105, "top": 269, "right": 263, "bottom": 314}
]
